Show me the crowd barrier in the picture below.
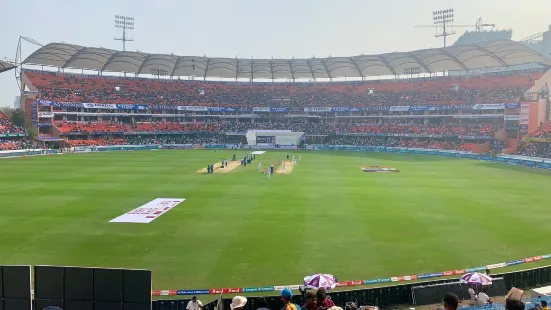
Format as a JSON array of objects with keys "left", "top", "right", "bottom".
[
  {"left": 69, "top": 144, "right": 551, "bottom": 170},
  {"left": 150, "top": 253, "right": 551, "bottom": 296},
  {"left": 0, "top": 149, "right": 58, "bottom": 158},
  {"left": 152, "top": 265, "right": 551, "bottom": 310}
]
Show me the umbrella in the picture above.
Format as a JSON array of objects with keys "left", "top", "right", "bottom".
[
  {"left": 304, "top": 274, "right": 338, "bottom": 290},
  {"left": 460, "top": 272, "right": 493, "bottom": 285}
]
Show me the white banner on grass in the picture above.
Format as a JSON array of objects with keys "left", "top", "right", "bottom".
[{"left": 109, "top": 198, "right": 185, "bottom": 223}]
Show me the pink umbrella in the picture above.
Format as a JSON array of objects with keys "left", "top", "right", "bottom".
[
  {"left": 304, "top": 274, "right": 338, "bottom": 290},
  {"left": 460, "top": 272, "right": 493, "bottom": 285}
]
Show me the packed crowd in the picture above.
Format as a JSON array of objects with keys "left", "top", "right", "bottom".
[
  {"left": 322, "top": 136, "right": 465, "bottom": 150},
  {"left": 516, "top": 142, "right": 551, "bottom": 159},
  {"left": 55, "top": 121, "right": 128, "bottom": 133},
  {"left": 525, "top": 122, "right": 551, "bottom": 138},
  {"left": 0, "top": 112, "right": 25, "bottom": 135},
  {"left": 55, "top": 121, "right": 500, "bottom": 136},
  {"left": 0, "top": 139, "right": 38, "bottom": 151},
  {"left": 26, "top": 70, "right": 539, "bottom": 107}
]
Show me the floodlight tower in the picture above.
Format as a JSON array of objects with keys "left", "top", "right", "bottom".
[
  {"left": 114, "top": 15, "right": 135, "bottom": 51},
  {"left": 433, "top": 9, "right": 455, "bottom": 47}
]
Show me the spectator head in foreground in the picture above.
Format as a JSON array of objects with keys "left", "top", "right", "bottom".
[
  {"left": 303, "top": 289, "right": 317, "bottom": 310},
  {"left": 280, "top": 288, "right": 299, "bottom": 310},
  {"left": 442, "top": 293, "right": 459, "bottom": 310},
  {"left": 316, "top": 289, "right": 335, "bottom": 308},
  {"left": 505, "top": 299, "right": 525, "bottom": 310},
  {"left": 539, "top": 300, "right": 549, "bottom": 310},
  {"left": 230, "top": 296, "right": 247, "bottom": 310},
  {"left": 43, "top": 307, "right": 63, "bottom": 310}
]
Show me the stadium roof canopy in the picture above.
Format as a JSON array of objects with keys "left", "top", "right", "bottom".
[
  {"left": 23, "top": 40, "right": 548, "bottom": 80},
  {"left": 0, "top": 60, "right": 16, "bottom": 74}
]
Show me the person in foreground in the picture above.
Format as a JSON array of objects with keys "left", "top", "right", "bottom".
[
  {"left": 506, "top": 298, "right": 526, "bottom": 310},
  {"left": 230, "top": 296, "right": 247, "bottom": 310},
  {"left": 302, "top": 289, "right": 318, "bottom": 310},
  {"left": 443, "top": 292, "right": 459, "bottom": 310},
  {"left": 281, "top": 288, "right": 301, "bottom": 310},
  {"left": 187, "top": 296, "right": 203, "bottom": 310},
  {"left": 532, "top": 300, "right": 549, "bottom": 310},
  {"left": 316, "top": 289, "right": 335, "bottom": 309}
]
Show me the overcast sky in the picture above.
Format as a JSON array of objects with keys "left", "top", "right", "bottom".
[{"left": 1, "top": 0, "right": 550, "bottom": 107}]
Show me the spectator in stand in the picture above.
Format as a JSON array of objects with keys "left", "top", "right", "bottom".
[
  {"left": 533, "top": 300, "right": 549, "bottom": 310},
  {"left": 280, "top": 288, "right": 300, "bottom": 310},
  {"left": 186, "top": 296, "right": 203, "bottom": 310},
  {"left": 442, "top": 293, "right": 459, "bottom": 310},
  {"left": 506, "top": 298, "right": 526, "bottom": 310},
  {"left": 467, "top": 285, "right": 477, "bottom": 305},
  {"left": 302, "top": 290, "right": 318, "bottom": 310},
  {"left": 477, "top": 287, "right": 491, "bottom": 305},
  {"left": 316, "top": 289, "right": 335, "bottom": 309},
  {"left": 230, "top": 296, "right": 247, "bottom": 310}
]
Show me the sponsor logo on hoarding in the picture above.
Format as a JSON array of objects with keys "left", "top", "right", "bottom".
[
  {"left": 507, "top": 260, "right": 525, "bottom": 266},
  {"left": 177, "top": 290, "right": 210, "bottom": 295},
  {"left": 304, "top": 107, "right": 332, "bottom": 112},
  {"left": 389, "top": 106, "right": 410, "bottom": 112},
  {"left": 486, "top": 263, "right": 506, "bottom": 269},
  {"left": 253, "top": 107, "right": 271, "bottom": 112},
  {"left": 38, "top": 112, "right": 54, "bottom": 118},
  {"left": 109, "top": 198, "right": 185, "bottom": 223},
  {"left": 242, "top": 286, "right": 274, "bottom": 293},
  {"left": 504, "top": 115, "right": 520, "bottom": 121},
  {"left": 274, "top": 285, "right": 301, "bottom": 290},
  {"left": 83, "top": 103, "right": 118, "bottom": 109},
  {"left": 473, "top": 104, "right": 505, "bottom": 110},
  {"left": 177, "top": 106, "right": 209, "bottom": 111}
]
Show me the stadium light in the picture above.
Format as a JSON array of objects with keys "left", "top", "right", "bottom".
[
  {"left": 114, "top": 15, "right": 135, "bottom": 52},
  {"left": 432, "top": 8, "right": 455, "bottom": 47}
]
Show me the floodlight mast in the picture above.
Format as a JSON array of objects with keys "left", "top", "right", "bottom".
[
  {"left": 433, "top": 9, "right": 455, "bottom": 47},
  {"left": 114, "top": 15, "right": 135, "bottom": 51}
]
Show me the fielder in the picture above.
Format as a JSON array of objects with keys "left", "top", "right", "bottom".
[
  {"left": 293, "top": 157, "right": 297, "bottom": 165},
  {"left": 282, "top": 162, "right": 286, "bottom": 174},
  {"left": 258, "top": 161, "right": 262, "bottom": 171},
  {"left": 299, "top": 154, "right": 302, "bottom": 161},
  {"left": 267, "top": 167, "right": 271, "bottom": 179}
]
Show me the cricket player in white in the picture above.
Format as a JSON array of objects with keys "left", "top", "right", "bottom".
[
  {"left": 293, "top": 157, "right": 297, "bottom": 165},
  {"left": 258, "top": 161, "right": 262, "bottom": 171},
  {"left": 282, "top": 162, "right": 286, "bottom": 174},
  {"left": 299, "top": 154, "right": 302, "bottom": 161},
  {"left": 267, "top": 168, "right": 271, "bottom": 179}
]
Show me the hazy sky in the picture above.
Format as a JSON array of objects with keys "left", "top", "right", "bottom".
[{"left": 1, "top": 0, "right": 550, "bottom": 107}]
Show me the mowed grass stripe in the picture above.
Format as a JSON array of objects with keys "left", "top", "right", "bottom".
[{"left": 0, "top": 150, "right": 550, "bottom": 289}]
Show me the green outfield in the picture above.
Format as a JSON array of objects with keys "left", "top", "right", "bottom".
[{"left": 0, "top": 150, "right": 550, "bottom": 290}]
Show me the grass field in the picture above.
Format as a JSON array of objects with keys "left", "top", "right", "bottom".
[{"left": 1, "top": 150, "right": 550, "bottom": 291}]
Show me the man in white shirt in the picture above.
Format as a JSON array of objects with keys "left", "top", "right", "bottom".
[
  {"left": 477, "top": 289, "right": 490, "bottom": 305},
  {"left": 468, "top": 286, "right": 477, "bottom": 305},
  {"left": 187, "top": 296, "right": 203, "bottom": 310}
]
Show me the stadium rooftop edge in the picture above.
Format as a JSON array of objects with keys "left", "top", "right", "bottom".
[
  {"left": 0, "top": 60, "right": 16, "bottom": 74},
  {"left": 23, "top": 40, "right": 548, "bottom": 80}
]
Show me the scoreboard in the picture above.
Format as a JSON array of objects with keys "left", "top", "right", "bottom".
[{"left": 256, "top": 136, "right": 275, "bottom": 144}]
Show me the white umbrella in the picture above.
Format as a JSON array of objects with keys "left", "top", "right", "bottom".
[
  {"left": 460, "top": 272, "right": 493, "bottom": 285},
  {"left": 304, "top": 274, "right": 338, "bottom": 290}
]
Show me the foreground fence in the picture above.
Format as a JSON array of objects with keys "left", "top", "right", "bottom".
[
  {"left": 151, "top": 265, "right": 551, "bottom": 310},
  {"left": 0, "top": 265, "right": 549, "bottom": 309}
]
